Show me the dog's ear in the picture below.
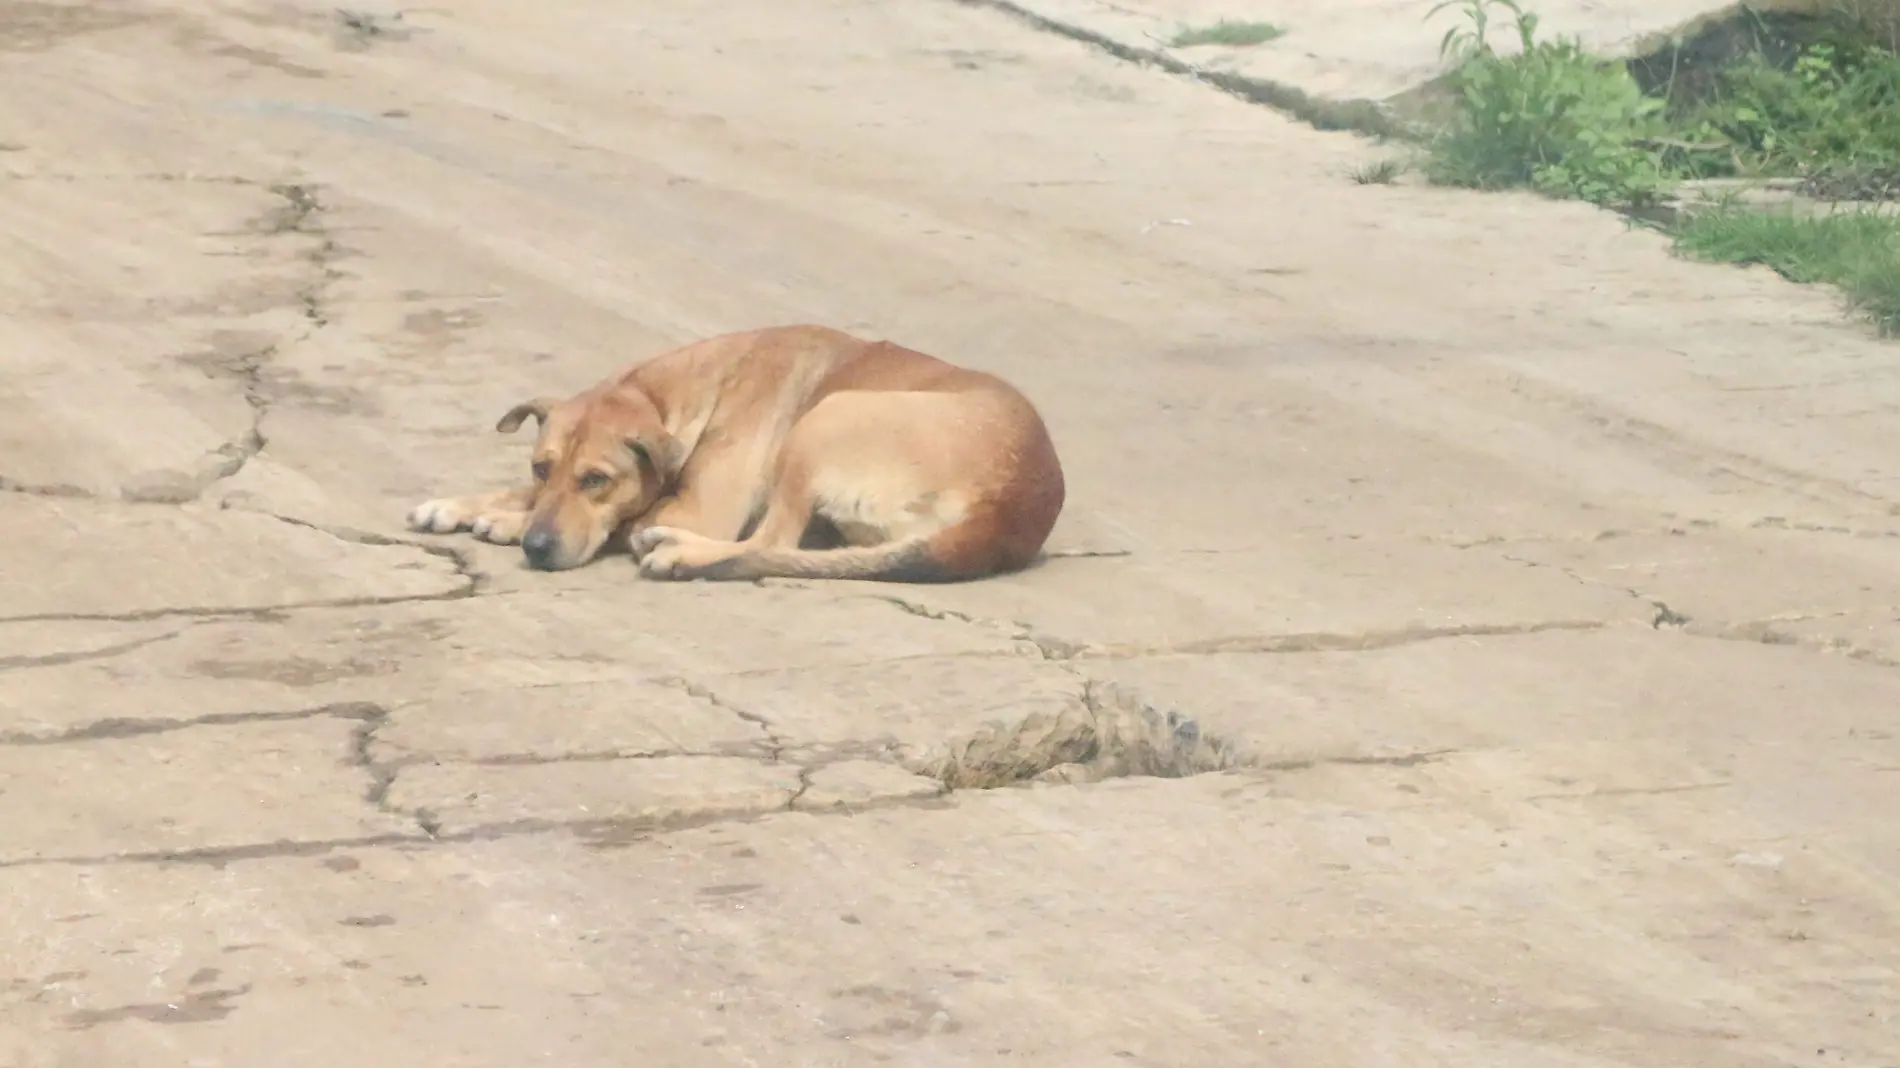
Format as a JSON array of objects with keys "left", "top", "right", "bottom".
[
  {"left": 495, "top": 397, "right": 561, "bottom": 434},
  {"left": 626, "top": 430, "right": 684, "bottom": 487}
]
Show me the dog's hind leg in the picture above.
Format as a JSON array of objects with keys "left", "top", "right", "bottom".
[
  {"left": 631, "top": 474, "right": 979, "bottom": 583},
  {"left": 632, "top": 391, "right": 1042, "bottom": 583},
  {"left": 407, "top": 485, "right": 537, "bottom": 544}
]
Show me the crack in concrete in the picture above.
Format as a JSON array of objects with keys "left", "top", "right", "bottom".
[
  {"left": 0, "top": 787, "right": 966, "bottom": 869},
  {"left": 0, "top": 474, "right": 92, "bottom": 498},
  {"left": 0, "top": 677, "right": 1433, "bottom": 871},
  {"left": 0, "top": 587, "right": 477, "bottom": 626},
  {"left": 0, "top": 171, "right": 263, "bottom": 186},
  {"left": 1256, "top": 748, "right": 1458, "bottom": 774},
  {"left": 0, "top": 773, "right": 1053, "bottom": 867},
  {"left": 871, "top": 594, "right": 1082, "bottom": 658},
  {"left": 1495, "top": 551, "right": 1690, "bottom": 630},
  {"left": 868, "top": 592, "right": 1630, "bottom": 660},
  {"left": 181, "top": 181, "right": 340, "bottom": 497},
  {"left": 0, "top": 700, "right": 381, "bottom": 748},
  {"left": 245, "top": 507, "right": 489, "bottom": 597},
  {"left": 460, "top": 749, "right": 718, "bottom": 767},
  {"left": 342, "top": 702, "right": 466, "bottom": 841},
  {"left": 1521, "top": 779, "right": 1731, "bottom": 803},
  {"left": 1748, "top": 516, "right": 1900, "bottom": 540},
  {"left": 716, "top": 648, "right": 1032, "bottom": 677},
  {"left": 0, "top": 833, "right": 426, "bottom": 871},
  {"left": 1682, "top": 619, "right": 1900, "bottom": 670},
  {"left": 347, "top": 688, "right": 784, "bottom": 839},
  {"left": 946, "top": 0, "right": 1409, "bottom": 137},
  {"left": 346, "top": 704, "right": 399, "bottom": 814},
  {"left": 0, "top": 628, "right": 190, "bottom": 673},
  {"left": 1080, "top": 619, "right": 1614, "bottom": 658},
  {"left": 0, "top": 510, "right": 486, "bottom": 626},
  {"left": 659, "top": 676, "right": 786, "bottom": 761},
  {"left": 2, "top": 181, "right": 340, "bottom": 507},
  {"left": 785, "top": 765, "right": 815, "bottom": 811},
  {"left": 1, "top": 440, "right": 260, "bottom": 505},
  {"left": 1039, "top": 548, "right": 1133, "bottom": 559},
  {"left": 1460, "top": 514, "right": 1900, "bottom": 636},
  {"left": 188, "top": 342, "right": 273, "bottom": 501},
  {"left": 266, "top": 181, "right": 345, "bottom": 333},
  {"left": 651, "top": 676, "right": 941, "bottom": 810}
]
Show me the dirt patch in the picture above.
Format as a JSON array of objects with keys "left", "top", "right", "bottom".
[
  {"left": 0, "top": 0, "right": 149, "bottom": 53},
  {"left": 915, "top": 679, "right": 1244, "bottom": 789},
  {"left": 63, "top": 985, "right": 249, "bottom": 1028},
  {"left": 188, "top": 655, "right": 399, "bottom": 687}
]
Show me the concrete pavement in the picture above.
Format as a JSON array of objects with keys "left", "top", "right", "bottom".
[
  {"left": 2, "top": 1, "right": 1897, "bottom": 1065},
  {"left": 960, "top": 0, "right": 1818, "bottom": 104}
]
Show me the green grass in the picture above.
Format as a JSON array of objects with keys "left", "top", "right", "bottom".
[
  {"left": 1669, "top": 41, "right": 1900, "bottom": 198},
  {"left": 1673, "top": 205, "right": 1900, "bottom": 333},
  {"left": 1168, "top": 19, "right": 1284, "bottom": 48}
]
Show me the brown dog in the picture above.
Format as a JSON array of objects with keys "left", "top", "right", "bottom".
[{"left": 406, "top": 325, "right": 1065, "bottom": 583}]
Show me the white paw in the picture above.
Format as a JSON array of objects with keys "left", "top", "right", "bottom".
[
  {"left": 407, "top": 497, "right": 473, "bottom": 534},
  {"left": 629, "top": 525, "right": 685, "bottom": 561},
  {"left": 637, "top": 543, "right": 691, "bottom": 581},
  {"left": 470, "top": 511, "right": 528, "bottom": 545}
]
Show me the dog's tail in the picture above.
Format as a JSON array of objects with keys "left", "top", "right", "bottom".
[
  {"left": 707, "top": 502, "right": 1059, "bottom": 584},
  {"left": 711, "top": 532, "right": 974, "bottom": 584},
  {"left": 700, "top": 464, "right": 1062, "bottom": 584}
]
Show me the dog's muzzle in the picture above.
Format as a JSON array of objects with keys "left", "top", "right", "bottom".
[{"left": 521, "top": 528, "right": 560, "bottom": 570}]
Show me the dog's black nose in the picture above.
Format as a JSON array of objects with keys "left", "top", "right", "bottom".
[{"left": 521, "top": 529, "right": 558, "bottom": 569}]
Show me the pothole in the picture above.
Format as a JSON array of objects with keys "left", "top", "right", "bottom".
[{"left": 912, "top": 679, "right": 1245, "bottom": 790}]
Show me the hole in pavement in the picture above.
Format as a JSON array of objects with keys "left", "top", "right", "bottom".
[{"left": 915, "top": 680, "right": 1244, "bottom": 790}]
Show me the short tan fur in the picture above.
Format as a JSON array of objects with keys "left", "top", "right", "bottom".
[{"left": 407, "top": 324, "right": 1066, "bottom": 583}]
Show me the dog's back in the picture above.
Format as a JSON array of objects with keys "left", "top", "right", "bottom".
[{"left": 631, "top": 325, "right": 1066, "bottom": 582}]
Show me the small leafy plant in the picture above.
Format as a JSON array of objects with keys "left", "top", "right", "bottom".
[{"left": 1423, "top": 0, "right": 1672, "bottom": 207}]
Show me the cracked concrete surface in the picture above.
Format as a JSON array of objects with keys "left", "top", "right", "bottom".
[
  {"left": 961, "top": 0, "right": 1792, "bottom": 106},
  {"left": 2, "top": 0, "right": 1898, "bottom": 1065}
]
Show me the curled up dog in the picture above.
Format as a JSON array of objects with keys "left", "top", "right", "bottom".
[{"left": 406, "top": 324, "right": 1066, "bottom": 583}]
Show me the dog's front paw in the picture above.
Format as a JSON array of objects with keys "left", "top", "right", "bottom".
[
  {"left": 637, "top": 544, "right": 691, "bottom": 581},
  {"left": 632, "top": 526, "right": 686, "bottom": 578},
  {"left": 407, "top": 497, "right": 477, "bottom": 534},
  {"left": 629, "top": 525, "right": 683, "bottom": 560},
  {"left": 470, "top": 510, "right": 529, "bottom": 546},
  {"left": 632, "top": 526, "right": 716, "bottom": 580}
]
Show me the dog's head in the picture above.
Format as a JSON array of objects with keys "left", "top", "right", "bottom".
[{"left": 496, "top": 387, "right": 683, "bottom": 571}]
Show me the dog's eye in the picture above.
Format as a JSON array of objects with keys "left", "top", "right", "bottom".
[
  {"left": 531, "top": 461, "right": 551, "bottom": 482},
  {"left": 577, "top": 471, "right": 611, "bottom": 492}
]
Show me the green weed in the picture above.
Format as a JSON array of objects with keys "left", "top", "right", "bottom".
[
  {"left": 1168, "top": 19, "right": 1284, "bottom": 48},
  {"left": 1422, "top": 0, "right": 1672, "bottom": 207}
]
